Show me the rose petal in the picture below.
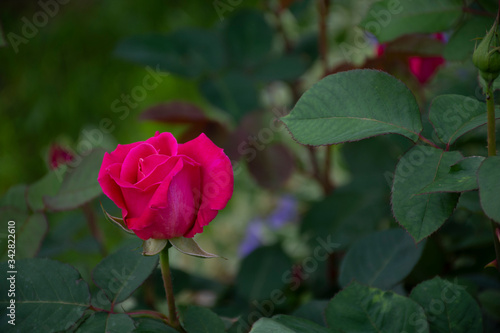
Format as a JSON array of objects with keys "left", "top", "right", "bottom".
[
  {"left": 135, "top": 156, "right": 184, "bottom": 190},
  {"left": 178, "top": 133, "right": 234, "bottom": 211},
  {"left": 102, "top": 142, "right": 141, "bottom": 166},
  {"left": 145, "top": 132, "right": 178, "bottom": 156},
  {"left": 138, "top": 154, "right": 170, "bottom": 182},
  {"left": 120, "top": 143, "right": 158, "bottom": 184},
  {"left": 98, "top": 163, "right": 126, "bottom": 210},
  {"left": 184, "top": 209, "right": 218, "bottom": 238},
  {"left": 131, "top": 158, "right": 202, "bottom": 240}
]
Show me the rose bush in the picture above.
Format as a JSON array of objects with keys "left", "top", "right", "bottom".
[{"left": 98, "top": 132, "right": 233, "bottom": 240}]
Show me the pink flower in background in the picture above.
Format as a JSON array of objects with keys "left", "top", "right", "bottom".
[
  {"left": 48, "top": 144, "right": 74, "bottom": 169},
  {"left": 98, "top": 132, "right": 233, "bottom": 240},
  {"left": 376, "top": 33, "right": 445, "bottom": 84}
]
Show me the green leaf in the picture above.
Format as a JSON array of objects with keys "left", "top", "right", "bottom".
[
  {"left": 292, "top": 300, "right": 329, "bottom": 326},
  {"left": 199, "top": 71, "right": 259, "bottom": 122},
  {"left": 478, "top": 156, "right": 500, "bottom": 222},
  {"left": 429, "top": 95, "right": 500, "bottom": 145},
  {"left": 361, "top": 0, "right": 463, "bottom": 42},
  {"left": 326, "top": 281, "right": 429, "bottom": 333},
  {"left": 272, "top": 315, "right": 330, "bottom": 333},
  {"left": 76, "top": 313, "right": 135, "bottom": 333},
  {"left": 339, "top": 229, "right": 425, "bottom": 290},
  {"left": 92, "top": 241, "right": 159, "bottom": 306},
  {"left": 169, "top": 237, "right": 221, "bottom": 259},
  {"left": 478, "top": 290, "right": 500, "bottom": 320},
  {"left": 0, "top": 184, "right": 28, "bottom": 212},
  {"left": 182, "top": 306, "right": 225, "bottom": 333},
  {"left": 392, "top": 146, "right": 462, "bottom": 242},
  {"left": 249, "top": 318, "right": 295, "bottom": 333},
  {"left": 0, "top": 259, "right": 90, "bottom": 333},
  {"left": 26, "top": 167, "right": 66, "bottom": 212},
  {"left": 444, "top": 16, "right": 495, "bottom": 61},
  {"left": 236, "top": 244, "right": 293, "bottom": 301},
  {"left": 133, "top": 318, "right": 179, "bottom": 332},
  {"left": 418, "top": 156, "right": 485, "bottom": 194},
  {"left": 250, "top": 315, "right": 330, "bottom": 333},
  {"left": 44, "top": 149, "right": 105, "bottom": 211},
  {"left": 223, "top": 10, "right": 273, "bottom": 69},
  {"left": 410, "top": 277, "right": 482, "bottom": 333},
  {"left": 300, "top": 185, "right": 388, "bottom": 251},
  {"left": 143, "top": 239, "right": 168, "bottom": 256},
  {"left": 0, "top": 211, "right": 48, "bottom": 261},
  {"left": 114, "top": 29, "right": 225, "bottom": 78},
  {"left": 282, "top": 69, "right": 422, "bottom": 146}
]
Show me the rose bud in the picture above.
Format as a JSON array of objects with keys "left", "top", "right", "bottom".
[
  {"left": 98, "top": 132, "right": 233, "bottom": 240},
  {"left": 473, "top": 17, "right": 500, "bottom": 82}
]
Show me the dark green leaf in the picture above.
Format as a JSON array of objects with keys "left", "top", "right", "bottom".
[
  {"left": 429, "top": 95, "right": 500, "bottom": 145},
  {"left": 223, "top": 10, "right": 273, "bottom": 69},
  {"left": 418, "top": 156, "right": 485, "bottom": 194},
  {"left": 444, "top": 16, "right": 495, "bottom": 61},
  {"left": 478, "top": 156, "right": 500, "bottom": 222},
  {"left": 253, "top": 55, "right": 309, "bottom": 82},
  {"left": 300, "top": 185, "right": 388, "bottom": 251},
  {"left": 292, "top": 300, "right": 328, "bottom": 326},
  {"left": 478, "top": 290, "right": 500, "bottom": 320},
  {"left": 0, "top": 211, "right": 47, "bottom": 261},
  {"left": 326, "top": 281, "right": 429, "bottom": 333},
  {"left": 0, "top": 259, "right": 90, "bottom": 333},
  {"left": 272, "top": 315, "right": 330, "bottom": 333},
  {"left": 27, "top": 168, "right": 66, "bottom": 212},
  {"left": 236, "top": 244, "right": 292, "bottom": 301},
  {"left": 361, "top": 0, "right": 462, "bottom": 42},
  {"left": 410, "top": 277, "right": 482, "bottom": 333},
  {"left": 199, "top": 71, "right": 259, "bottom": 122},
  {"left": 133, "top": 318, "right": 178, "bottom": 332},
  {"left": 282, "top": 69, "right": 422, "bottom": 145},
  {"left": 92, "top": 241, "right": 159, "bottom": 306},
  {"left": 44, "top": 149, "right": 105, "bottom": 211},
  {"left": 392, "top": 146, "right": 462, "bottom": 242},
  {"left": 249, "top": 318, "right": 295, "bottom": 333},
  {"left": 169, "top": 237, "right": 221, "bottom": 259},
  {"left": 339, "top": 229, "right": 425, "bottom": 290},
  {"left": 182, "top": 306, "right": 225, "bottom": 333},
  {"left": 115, "top": 29, "right": 225, "bottom": 78},
  {"left": 76, "top": 313, "right": 135, "bottom": 333},
  {"left": 0, "top": 184, "right": 28, "bottom": 212}
]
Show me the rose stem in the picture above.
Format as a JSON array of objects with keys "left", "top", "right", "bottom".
[
  {"left": 160, "top": 246, "right": 184, "bottom": 331},
  {"left": 486, "top": 81, "right": 500, "bottom": 272}
]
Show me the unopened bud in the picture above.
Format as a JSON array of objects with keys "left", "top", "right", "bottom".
[{"left": 473, "top": 19, "right": 500, "bottom": 82}]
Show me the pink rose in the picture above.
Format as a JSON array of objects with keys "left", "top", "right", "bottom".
[{"left": 98, "top": 132, "right": 233, "bottom": 240}]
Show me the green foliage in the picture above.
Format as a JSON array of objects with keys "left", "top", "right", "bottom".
[
  {"left": 478, "top": 156, "right": 500, "bottom": 222},
  {"left": 282, "top": 70, "right": 423, "bottom": 145},
  {"left": 182, "top": 306, "right": 226, "bottom": 333},
  {"left": 0, "top": 259, "right": 90, "bottom": 332},
  {"left": 339, "top": 229, "right": 425, "bottom": 290},
  {"left": 362, "top": 0, "right": 463, "bottom": 42},
  {"left": 236, "top": 244, "right": 292, "bottom": 301},
  {"left": 418, "top": 156, "right": 485, "bottom": 194},
  {"left": 45, "top": 149, "right": 105, "bottom": 211},
  {"left": 410, "top": 277, "right": 483, "bottom": 332},
  {"left": 76, "top": 313, "right": 135, "bottom": 333},
  {"left": 250, "top": 315, "right": 329, "bottom": 333},
  {"left": 392, "top": 146, "right": 462, "bottom": 242},
  {"left": 429, "top": 94, "right": 500, "bottom": 145},
  {"left": 326, "top": 281, "right": 429, "bottom": 333},
  {"left": 92, "top": 241, "right": 158, "bottom": 305}
]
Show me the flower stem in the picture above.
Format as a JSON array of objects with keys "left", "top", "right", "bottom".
[
  {"left": 160, "top": 245, "right": 183, "bottom": 331},
  {"left": 486, "top": 81, "right": 500, "bottom": 272}
]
